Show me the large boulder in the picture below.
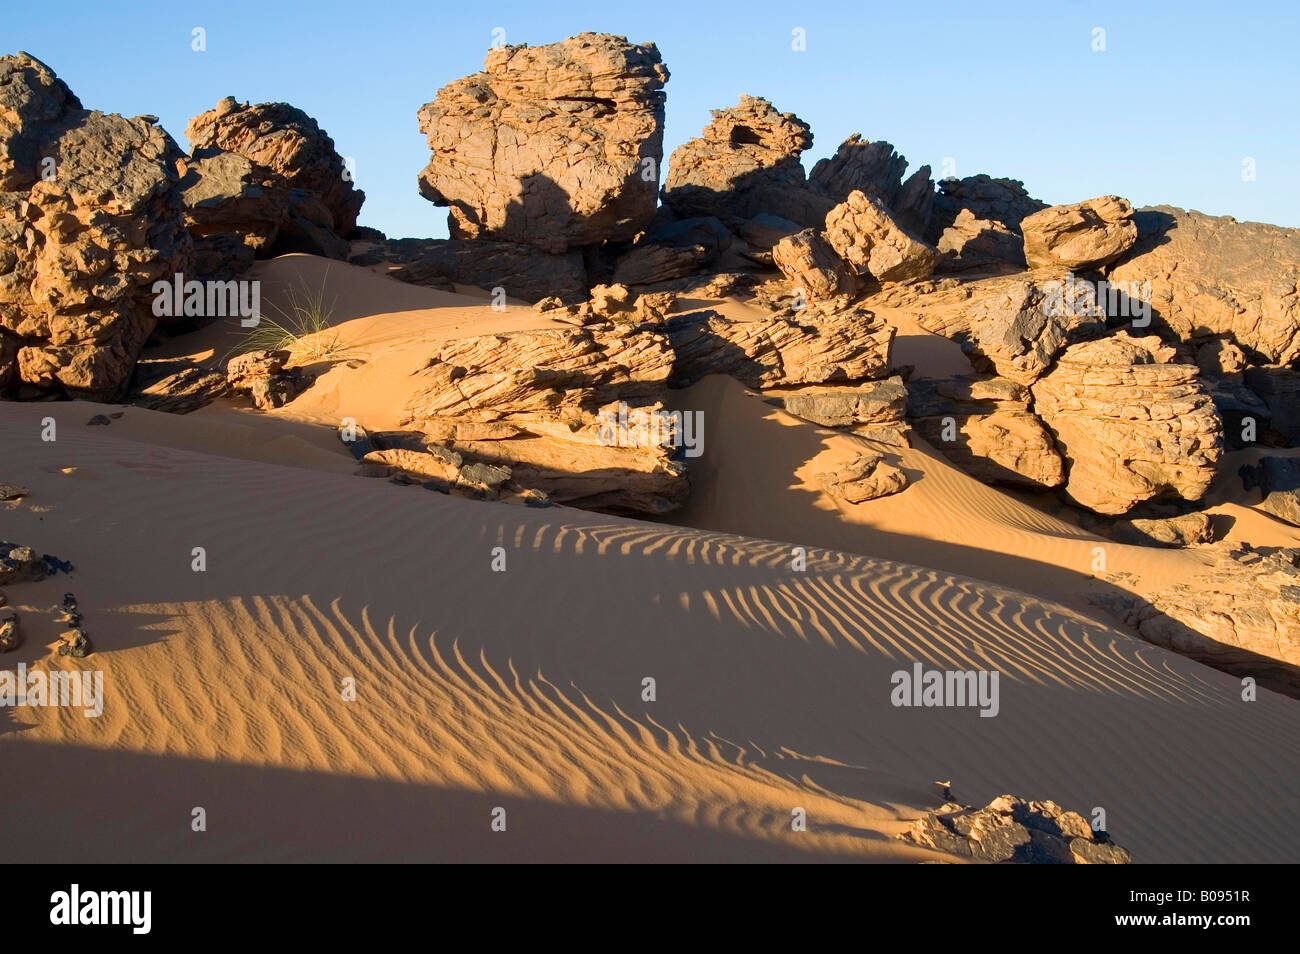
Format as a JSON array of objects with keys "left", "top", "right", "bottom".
[
  {"left": 185, "top": 96, "right": 364, "bottom": 234},
  {"left": 823, "top": 190, "right": 939, "bottom": 285},
  {"left": 611, "top": 216, "right": 731, "bottom": 286},
  {"left": 1031, "top": 334, "right": 1223, "bottom": 514},
  {"left": 178, "top": 147, "right": 289, "bottom": 277},
  {"left": 809, "top": 134, "right": 934, "bottom": 236},
  {"left": 1106, "top": 207, "right": 1300, "bottom": 365},
  {"left": 926, "top": 174, "right": 1046, "bottom": 246},
  {"left": 416, "top": 33, "right": 668, "bottom": 253},
  {"left": 770, "top": 229, "right": 854, "bottom": 300},
  {"left": 0, "top": 52, "right": 192, "bottom": 399},
  {"left": 1020, "top": 196, "right": 1137, "bottom": 270},
  {"left": 907, "top": 376, "right": 1065, "bottom": 490},
  {"left": 661, "top": 95, "right": 832, "bottom": 227}
]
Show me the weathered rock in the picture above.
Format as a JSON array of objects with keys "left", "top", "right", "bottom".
[
  {"left": 225, "top": 349, "right": 307, "bottom": 409},
  {"left": 808, "top": 134, "right": 934, "bottom": 237},
  {"left": 1100, "top": 545, "right": 1300, "bottom": 689},
  {"left": 770, "top": 229, "right": 854, "bottom": 299},
  {"left": 0, "top": 52, "right": 193, "bottom": 399},
  {"left": 1031, "top": 334, "right": 1223, "bottom": 514},
  {"left": 0, "top": 542, "right": 45, "bottom": 584},
  {"left": 402, "top": 324, "right": 673, "bottom": 423},
  {"left": 348, "top": 236, "right": 588, "bottom": 304},
  {"left": 179, "top": 147, "right": 288, "bottom": 255},
  {"left": 926, "top": 174, "right": 1046, "bottom": 245},
  {"left": 1256, "top": 457, "right": 1300, "bottom": 526},
  {"left": 908, "top": 376, "right": 1065, "bottom": 489},
  {"left": 0, "top": 483, "right": 28, "bottom": 501},
  {"left": 612, "top": 216, "right": 730, "bottom": 286},
  {"left": 1112, "top": 512, "right": 1215, "bottom": 548},
  {"left": 767, "top": 375, "right": 907, "bottom": 431},
  {"left": 185, "top": 96, "right": 363, "bottom": 234},
  {"left": 935, "top": 208, "right": 1026, "bottom": 272},
  {"left": 664, "top": 305, "right": 893, "bottom": 389},
  {"left": 1243, "top": 367, "right": 1300, "bottom": 445},
  {"left": 128, "top": 357, "right": 230, "bottom": 413},
  {"left": 1107, "top": 207, "right": 1300, "bottom": 365},
  {"left": 662, "top": 95, "right": 831, "bottom": 227},
  {"left": 823, "top": 190, "right": 939, "bottom": 285},
  {"left": 901, "top": 794, "right": 1128, "bottom": 864},
  {"left": 416, "top": 33, "right": 667, "bottom": 252},
  {"left": 0, "top": 607, "right": 19, "bottom": 652},
  {"left": 57, "top": 628, "right": 91, "bottom": 658},
  {"left": 1021, "top": 196, "right": 1136, "bottom": 270},
  {"left": 816, "top": 450, "right": 907, "bottom": 503}
]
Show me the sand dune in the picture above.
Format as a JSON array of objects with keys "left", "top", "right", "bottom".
[{"left": 3, "top": 398, "right": 1298, "bottom": 862}]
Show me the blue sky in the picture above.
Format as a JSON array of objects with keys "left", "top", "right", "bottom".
[{"left": 5, "top": 0, "right": 1298, "bottom": 238}]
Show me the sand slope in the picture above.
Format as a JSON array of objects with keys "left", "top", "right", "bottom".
[{"left": 2, "top": 400, "right": 1298, "bottom": 862}]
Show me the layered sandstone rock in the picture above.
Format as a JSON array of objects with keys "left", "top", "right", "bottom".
[
  {"left": 767, "top": 375, "right": 908, "bottom": 444},
  {"left": 1107, "top": 207, "right": 1300, "bottom": 365},
  {"left": 908, "top": 376, "right": 1065, "bottom": 489},
  {"left": 1020, "top": 196, "right": 1137, "bottom": 270},
  {"left": 611, "top": 216, "right": 730, "bottom": 286},
  {"left": 225, "top": 349, "right": 308, "bottom": 409},
  {"left": 661, "top": 95, "right": 831, "bottom": 227},
  {"left": 898, "top": 272, "right": 1105, "bottom": 385},
  {"left": 809, "top": 134, "right": 934, "bottom": 236},
  {"left": 926, "top": 174, "right": 1046, "bottom": 247},
  {"left": 1032, "top": 334, "right": 1223, "bottom": 514},
  {"left": 934, "top": 209, "right": 1025, "bottom": 272},
  {"left": 185, "top": 96, "right": 363, "bottom": 234},
  {"left": 416, "top": 33, "right": 668, "bottom": 253},
  {"left": 663, "top": 305, "right": 893, "bottom": 389},
  {"left": 1100, "top": 545, "right": 1300, "bottom": 693},
  {"left": 770, "top": 229, "right": 854, "bottom": 299},
  {"left": 0, "top": 52, "right": 192, "bottom": 398},
  {"left": 348, "top": 237, "right": 588, "bottom": 304},
  {"left": 823, "top": 190, "right": 939, "bottom": 285}
]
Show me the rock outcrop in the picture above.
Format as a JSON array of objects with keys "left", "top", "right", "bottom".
[
  {"left": 0, "top": 52, "right": 192, "bottom": 399},
  {"left": 823, "top": 189, "right": 939, "bottom": 285},
  {"left": 926, "top": 174, "right": 1046, "bottom": 247},
  {"left": 1100, "top": 545, "right": 1300, "bottom": 693},
  {"left": 808, "top": 134, "right": 934, "bottom": 236},
  {"left": 225, "top": 349, "right": 308, "bottom": 409},
  {"left": 416, "top": 33, "right": 668, "bottom": 253},
  {"left": 1032, "top": 334, "right": 1222, "bottom": 514},
  {"left": 771, "top": 229, "right": 854, "bottom": 299},
  {"left": 663, "top": 305, "right": 893, "bottom": 389},
  {"left": 767, "top": 375, "right": 908, "bottom": 445},
  {"left": 1107, "top": 207, "right": 1300, "bottom": 365},
  {"left": 816, "top": 450, "right": 908, "bottom": 503},
  {"left": 661, "top": 96, "right": 831, "bottom": 227},
  {"left": 1020, "top": 196, "right": 1137, "bottom": 270},
  {"left": 901, "top": 794, "right": 1130, "bottom": 864},
  {"left": 185, "top": 96, "right": 363, "bottom": 235},
  {"left": 907, "top": 376, "right": 1065, "bottom": 489},
  {"left": 611, "top": 216, "right": 730, "bottom": 286}
]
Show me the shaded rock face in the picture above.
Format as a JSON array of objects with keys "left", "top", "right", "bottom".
[
  {"left": 823, "top": 190, "right": 939, "bottom": 286},
  {"left": 935, "top": 209, "right": 1025, "bottom": 273},
  {"left": 1031, "top": 334, "right": 1223, "bottom": 514},
  {"left": 908, "top": 377, "right": 1065, "bottom": 490},
  {"left": 1243, "top": 367, "right": 1300, "bottom": 445},
  {"left": 0, "top": 52, "right": 192, "bottom": 399},
  {"left": 179, "top": 148, "right": 289, "bottom": 257},
  {"left": 1100, "top": 545, "right": 1300, "bottom": 694},
  {"left": 662, "top": 95, "right": 832, "bottom": 227},
  {"left": 611, "top": 216, "right": 730, "bottom": 286},
  {"left": 1255, "top": 457, "right": 1300, "bottom": 527},
  {"left": 771, "top": 229, "right": 854, "bottom": 300},
  {"left": 1107, "top": 207, "right": 1300, "bottom": 365},
  {"left": 767, "top": 375, "right": 907, "bottom": 438},
  {"left": 926, "top": 174, "right": 1046, "bottom": 246},
  {"left": 663, "top": 305, "right": 893, "bottom": 389},
  {"left": 809, "top": 134, "right": 934, "bottom": 237},
  {"left": 185, "top": 96, "right": 363, "bottom": 235},
  {"left": 901, "top": 794, "right": 1129, "bottom": 864},
  {"left": 348, "top": 237, "right": 588, "bottom": 304},
  {"left": 1020, "top": 195, "right": 1137, "bottom": 270},
  {"left": 416, "top": 33, "right": 668, "bottom": 253}
]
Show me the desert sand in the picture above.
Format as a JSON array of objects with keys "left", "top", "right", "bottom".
[{"left": 4, "top": 256, "right": 1298, "bottom": 863}]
